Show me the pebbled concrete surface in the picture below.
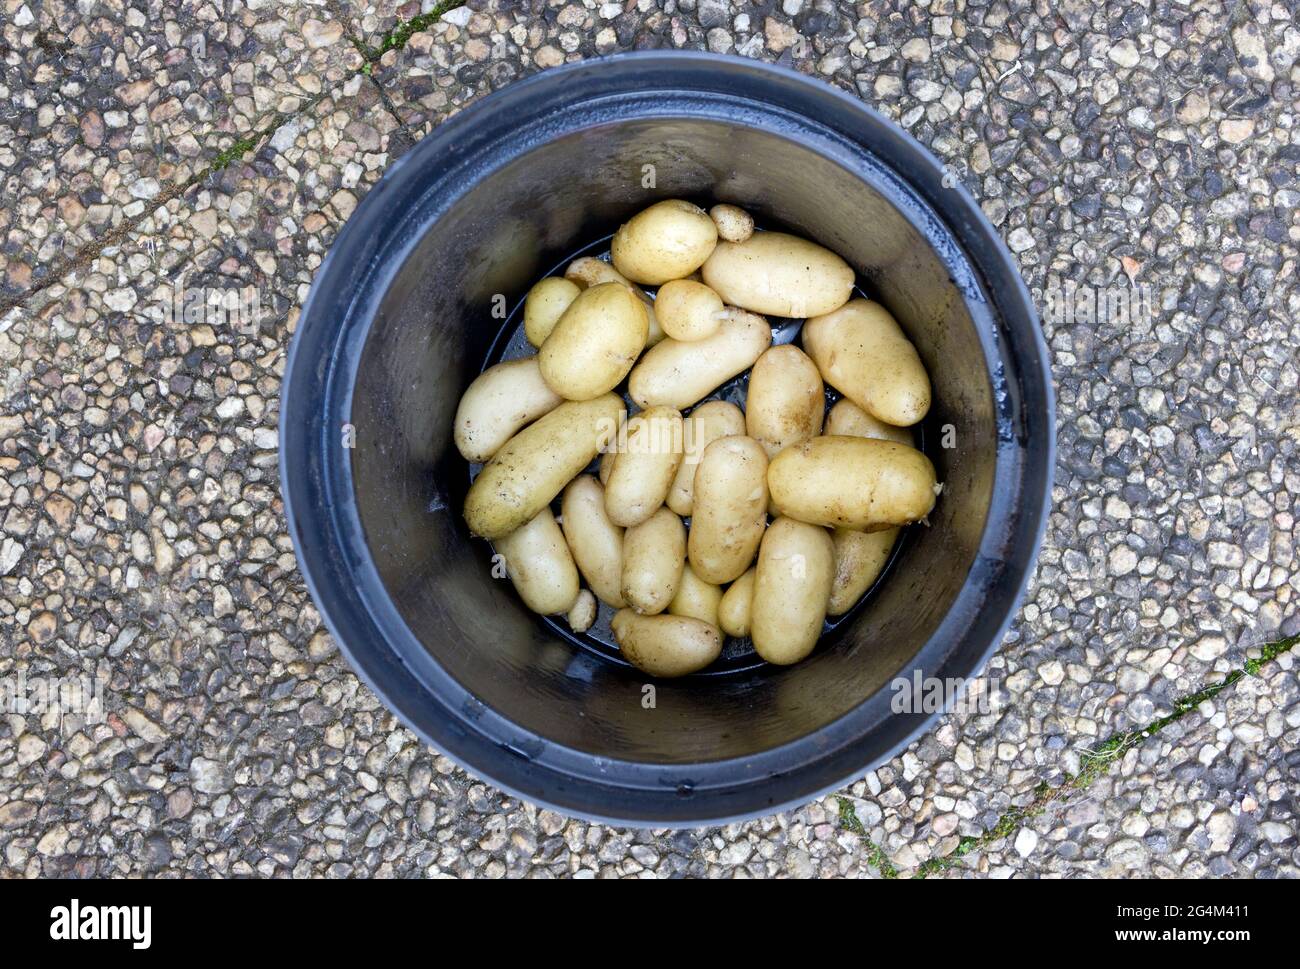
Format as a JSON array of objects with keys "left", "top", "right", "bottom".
[{"left": 1, "top": 0, "right": 1297, "bottom": 878}]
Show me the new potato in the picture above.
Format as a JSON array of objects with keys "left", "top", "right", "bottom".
[
  {"left": 825, "top": 398, "right": 914, "bottom": 446},
  {"left": 688, "top": 435, "right": 769, "bottom": 584},
  {"left": 717, "top": 568, "right": 755, "bottom": 638},
  {"left": 621, "top": 507, "right": 686, "bottom": 615},
  {"left": 667, "top": 562, "right": 723, "bottom": 627},
  {"left": 563, "top": 257, "right": 666, "bottom": 345},
  {"left": 494, "top": 509, "right": 580, "bottom": 616},
  {"left": 709, "top": 204, "right": 754, "bottom": 243},
  {"left": 628, "top": 307, "right": 771, "bottom": 410},
  {"left": 751, "top": 517, "right": 834, "bottom": 665},
  {"left": 745, "top": 345, "right": 825, "bottom": 459},
  {"left": 464, "top": 393, "right": 624, "bottom": 540},
  {"left": 560, "top": 475, "right": 626, "bottom": 608},
  {"left": 828, "top": 527, "right": 898, "bottom": 616},
  {"left": 666, "top": 400, "right": 745, "bottom": 516},
  {"left": 523, "top": 276, "right": 580, "bottom": 347},
  {"left": 539, "top": 281, "right": 648, "bottom": 400},
  {"left": 567, "top": 589, "right": 597, "bottom": 633},
  {"left": 702, "top": 231, "right": 855, "bottom": 318},
  {"left": 611, "top": 610, "right": 722, "bottom": 678},
  {"left": 611, "top": 199, "right": 718, "bottom": 285},
  {"left": 767, "top": 435, "right": 937, "bottom": 531},
  {"left": 802, "top": 298, "right": 931, "bottom": 426},
  {"left": 604, "top": 406, "right": 684, "bottom": 527},
  {"left": 453, "top": 356, "right": 562, "bottom": 463},
  {"left": 655, "top": 279, "right": 725, "bottom": 341}
]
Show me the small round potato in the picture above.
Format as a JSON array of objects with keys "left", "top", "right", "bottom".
[
  {"left": 745, "top": 344, "right": 825, "bottom": 459},
  {"left": 825, "top": 398, "right": 914, "bottom": 446},
  {"left": 828, "top": 527, "right": 898, "bottom": 616},
  {"left": 494, "top": 509, "right": 580, "bottom": 616},
  {"left": 688, "top": 435, "right": 769, "bottom": 584},
  {"left": 453, "top": 356, "right": 563, "bottom": 463},
  {"left": 628, "top": 307, "right": 772, "bottom": 410},
  {"left": 611, "top": 610, "right": 722, "bottom": 678},
  {"left": 717, "top": 567, "right": 755, "bottom": 639},
  {"left": 620, "top": 507, "right": 686, "bottom": 615},
  {"left": 655, "top": 279, "right": 725, "bottom": 341},
  {"left": 709, "top": 204, "right": 754, "bottom": 244},
  {"left": 802, "top": 298, "right": 931, "bottom": 426},
  {"left": 539, "top": 282, "right": 648, "bottom": 400},
  {"left": 751, "top": 517, "right": 834, "bottom": 665},
  {"left": 560, "top": 475, "right": 626, "bottom": 608},
  {"left": 604, "top": 406, "right": 684, "bottom": 527},
  {"left": 523, "top": 276, "right": 580, "bottom": 347},
  {"left": 567, "top": 589, "right": 598, "bottom": 633},
  {"left": 611, "top": 199, "right": 719, "bottom": 285},
  {"left": 767, "top": 436, "right": 937, "bottom": 531},
  {"left": 464, "top": 393, "right": 625, "bottom": 540},
  {"left": 667, "top": 400, "right": 745, "bottom": 516},
  {"left": 667, "top": 562, "right": 724, "bottom": 627},
  {"left": 563, "top": 257, "right": 666, "bottom": 345},
  {"left": 701, "top": 231, "right": 855, "bottom": 318}
]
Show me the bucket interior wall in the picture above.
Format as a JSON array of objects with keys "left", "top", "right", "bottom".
[{"left": 348, "top": 120, "right": 995, "bottom": 764}]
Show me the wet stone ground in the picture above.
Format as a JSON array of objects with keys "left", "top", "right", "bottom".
[{"left": 1, "top": 0, "right": 1298, "bottom": 877}]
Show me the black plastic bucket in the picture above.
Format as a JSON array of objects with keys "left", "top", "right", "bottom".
[{"left": 280, "top": 52, "right": 1055, "bottom": 826}]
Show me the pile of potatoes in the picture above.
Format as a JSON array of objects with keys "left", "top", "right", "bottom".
[{"left": 455, "top": 200, "right": 938, "bottom": 678}]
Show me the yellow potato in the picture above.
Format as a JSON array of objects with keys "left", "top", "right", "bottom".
[
  {"left": 611, "top": 610, "right": 722, "bottom": 678},
  {"left": 453, "top": 356, "right": 563, "bottom": 463},
  {"left": 667, "top": 562, "right": 723, "bottom": 627},
  {"left": 828, "top": 527, "right": 898, "bottom": 616},
  {"left": 598, "top": 447, "right": 615, "bottom": 485},
  {"left": 523, "top": 276, "right": 580, "bottom": 347},
  {"left": 604, "top": 406, "right": 684, "bottom": 527},
  {"left": 560, "top": 475, "right": 625, "bottom": 608},
  {"left": 464, "top": 393, "right": 625, "bottom": 540},
  {"left": 494, "top": 509, "right": 580, "bottom": 616},
  {"left": 688, "top": 435, "right": 769, "bottom": 584},
  {"left": 563, "top": 257, "right": 666, "bottom": 345},
  {"left": 709, "top": 204, "right": 754, "bottom": 243},
  {"left": 825, "top": 398, "right": 914, "bottom": 446},
  {"left": 666, "top": 400, "right": 745, "bottom": 516},
  {"left": 620, "top": 507, "right": 686, "bottom": 615},
  {"left": 567, "top": 589, "right": 597, "bottom": 634},
  {"left": 628, "top": 307, "right": 771, "bottom": 410},
  {"left": 751, "top": 517, "right": 834, "bottom": 665},
  {"left": 611, "top": 199, "right": 718, "bottom": 285},
  {"left": 539, "top": 282, "right": 648, "bottom": 400},
  {"left": 767, "top": 436, "right": 937, "bottom": 531},
  {"left": 655, "top": 279, "right": 724, "bottom": 341},
  {"left": 701, "top": 231, "right": 855, "bottom": 318},
  {"left": 745, "top": 344, "right": 825, "bottom": 459},
  {"left": 802, "top": 298, "right": 931, "bottom": 426},
  {"left": 717, "top": 567, "right": 754, "bottom": 638}
]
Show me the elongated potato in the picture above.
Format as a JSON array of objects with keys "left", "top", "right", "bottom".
[
  {"left": 628, "top": 307, "right": 771, "bottom": 410},
  {"left": 666, "top": 400, "right": 745, "bottom": 516},
  {"left": 464, "top": 393, "right": 625, "bottom": 540},
  {"left": 668, "top": 562, "right": 723, "bottom": 627},
  {"left": 611, "top": 200, "right": 718, "bottom": 285},
  {"left": 717, "top": 567, "right": 754, "bottom": 638},
  {"left": 825, "top": 398, "right": 914, "bottom": 446},
  {"left": 802, "top": 298, "right": 931, "bottom": 426},
  {"left": 620, "top": 507, "right": 686, "bottom": 615},
  {"left": 767, "top": 436, "right": 937, "bottom": 531},
  {"left": 567, "top": 589, "right": 597, "bottom": 633},
  {"left": 560, "top": 475, "right": 625, "bottom": 608},
  {"left": 598, "top": 447, "right": 616, "bottom": 485},
  {"left": 709, "top": 204, "right": 754, "bottom": 243},
  {"left": 828, "top": 527, "right": 898, "bottom": 616},
  {"left": 655, "top": 279, "right": 724, "bottom": 341},
  {"left": 494, "top": 509, "right": 580, "bottom": 615},
  {"left": 453, "top": 356, "right": 563, "bottom": 463},
  {"left": 523, "top": 277, "right": 580, "bottom": 347},
  {"left": 539, "top": 282, "right": 648, "bottom": 400},
  {"left": 688, "top": 435, "right": 768, "bottom": 584},
  {"left": 563, "top": 257, "right": 666, "bottom": 345},
  {"left": 751, "top": 517, "right": 834, "bottom": 665},
  {"left": 604, "top": 406, "right": 684, "bottom": 527},
  {"left": 611, "top": 610, "right": 722, "bottom": 677},
  {"left": 702, "top": 231, "right": 855, "bottom": 318},
  {"left": 745, "top": 345, "right": 825, "bottom": 459}
]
